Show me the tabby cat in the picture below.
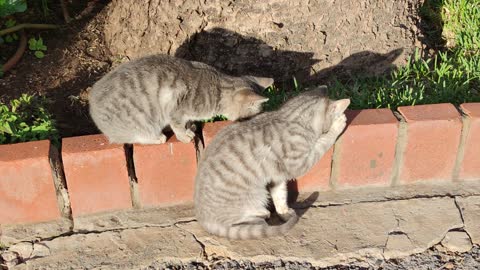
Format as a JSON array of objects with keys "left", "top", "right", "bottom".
[
  {"left": 194, "top": 86, "right": 350, "bottom": 239},
  {"left": 89, "top": 54, "right": 273, "bottom": 144}
]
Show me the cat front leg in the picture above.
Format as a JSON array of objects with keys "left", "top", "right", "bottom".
[
  {"left": 270, "top": 181, "right": 291, "bottom": 220},
  {"left": 315, "top": 114, "right": 347, "bottom": 154},
  {"left": 170, "top": 120, "right": 195, "bottom": 143},
  {"left": 330, "top": 114, "right": 347, "bottom": 137},
  {"left": 156, "top": 133, "right": 168, "bottom": 144}
]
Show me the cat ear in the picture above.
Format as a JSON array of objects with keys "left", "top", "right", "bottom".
[
  {"left": 329, "top": 99, "right": 350, "bottom": 114},
  {"left": 234, "top": 89, "right": 269, "bottom": 105},
  {"left": 244, "top": 76, "right": 274, "bottom": 89}
]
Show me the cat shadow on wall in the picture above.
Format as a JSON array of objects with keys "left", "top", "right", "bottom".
[
  {"left": 175, "top": 27, "right": 318, "bottom": 90},
  {"left": 311, "top": 48, "right": 404, "bottom": 83},
  {"left": 175, "top": 27, "right": 404, "bottom": 88}
]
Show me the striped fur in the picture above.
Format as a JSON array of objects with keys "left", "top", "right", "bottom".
[
  {"left": 89, "top": 54, "right": 273, "bottom": 144},
  {"left": 194, "top": 86, "right": 350, "bottom": 239}
]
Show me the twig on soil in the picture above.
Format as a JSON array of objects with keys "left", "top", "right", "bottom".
[
  {"left": 2, "top": 30, "right": 27, "bottom": 73},
  {"left": 0, "top": 24, "right": 59, "bottom": 36}
]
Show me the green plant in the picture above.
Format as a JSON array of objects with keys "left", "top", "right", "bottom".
[
  {"left": 263, "top": 77, "right": 305, "bottom": 111},
  {"left": 28, "top": 36, "right": 47, "bottom": 58},
  {"left": 0, "top": 94, "right": 59, "bottom": 144},
  {"left": 328, "top": 47, "right": 480, "bottom": 109},
  {"left": 0, "top": 0, "right": 27, "bottom": 17},
  {"left": 40, "top": 0, "right": 51, "bottom": 17},
  {"left": 442, "top": 0, "right": 480, "bottom": 52},
  {"left": 0, "top": 18, "right": 18, "bottom": 43},
  {"left": 0, "top": 0, "right": 58, "bottom": 76},
  {"left": 202, "top": 115, "right": 228, "bottom": 123}
]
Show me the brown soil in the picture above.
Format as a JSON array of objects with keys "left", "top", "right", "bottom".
[{"left": 0, "top": 0, "right": 112, "bottom": 138}]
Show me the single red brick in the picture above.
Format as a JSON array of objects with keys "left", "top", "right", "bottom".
[
  {"left": 398, "top": 103, "right": 462, "bottom": 183},
  {"left": 459, "top": 103, "right": 480, "bottom": 180},
  {"left": 202, "top": 121, "right": 233, "bottom": 148},
  {"left": 335, "top": 109, "right": 399, "bottom": 187},
  {"left": 134, "top": 136, "right": 197, "bottom": 207},
  {"left": 296, "top": 147, "right": 333, "bottom": 191},
  {"left": 0, "top": 140, "right": 61, "bottom": 224},
  {"left": 62, "top": 134, "right": 132, "bottom": 216}
]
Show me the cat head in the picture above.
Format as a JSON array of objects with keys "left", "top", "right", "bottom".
[
  {"left": 322, "top": 97, "right": 350, "bottom": 133},
  {"left": 242, "top": 76, "right": 275, "bottom": 94},
  {"left": 222, "top": 76, "right": 273, "bottom": 120},
  {"left": 223, "top": 89, "right": 269, "bottom": 120},
  {"left": 315, "top": 86, "right": 350, "bottom": 134},
  {"left": 282, "top": 85, "right": 350, "bottom": 135}
]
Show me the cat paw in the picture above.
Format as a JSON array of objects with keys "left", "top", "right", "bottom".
[
  {"left": 157, "top": 134, "right": 167, "bottom": 144},
  {"left": 176, "top": 134, "right": 192, "bottom": 143},
  {"left": 185, "top": 129, "right": 196, "bottom": 140},
  {"left": 331, "top": 114, "right": 347, "bottom": 134},
  {"left": 276, "top": 205, "right": 290, "bottom": 215},
  {"left": 277, "top": 208, "right": 295, "bottom": 222},
  {"left": 176, "top": 129, "right": 196, "bottom": 143}
]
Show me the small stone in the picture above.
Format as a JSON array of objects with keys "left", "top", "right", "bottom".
[
  {"left": 384, "top": 233, "right": 416, "bottom": 259},
  {"left": 441, "top": 231, "right": 472, "bottom": 253},
  {"left": 444, "top": 262, "right": 455, "bottom": 269},
  {"left": 32, "top": 243, "right": 51, "bottom": 257},
  {"left": 9, "top": 242, "right": 33, "bottom": 259},
  {"left": 1, "top": 251, "right": 20, "bottom": 267},
  {"left": 1, "top": 251, "right": 18, "bottom": 262},
  {"left": 273, "top": 260, "right": 283, "bottom": 267}
]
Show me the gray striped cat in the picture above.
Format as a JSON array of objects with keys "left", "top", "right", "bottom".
[
  {"left": 194, "top": 86, "right": 350, "bottom": 239},
  {"left": 89, "top": 54, "right": 272, "bottom": 144}
]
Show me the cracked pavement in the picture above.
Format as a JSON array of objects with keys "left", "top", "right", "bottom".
[{"left": 1, "top": 182, "right": 480, "bottom": 269}]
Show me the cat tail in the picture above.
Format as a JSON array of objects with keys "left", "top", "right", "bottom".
[{"left": 204, "top": 212, "right": 299, "bottom": 240}]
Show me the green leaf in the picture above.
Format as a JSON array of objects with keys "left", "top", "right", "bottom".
[
  {"left": 31, "top": 125, "right": 48, "bottom": 132},
  {"left": 5, "top": 35, "right": 13, "bottom": 43},
  {"left": 0, "top": 122, "right": 13, "bottom": 134},
  {"left": 34, "top": 51, "right": 45, "bottom": 58},
  {"left": 39, "top": 44, "right": 47, "bottom": 51},
  {"left": 28, "top": 38, "right": 37, "bottom": 50},
  {"left": 0, "top": 0, "right": 27, "bottom": 17}
]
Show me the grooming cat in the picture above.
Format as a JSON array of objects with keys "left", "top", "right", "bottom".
[
  {"left": 89, "top": 54, "right": 273, "bottom": 144},
  {"left": 194, "top": 86, "right": 350, "bottom": 239}
]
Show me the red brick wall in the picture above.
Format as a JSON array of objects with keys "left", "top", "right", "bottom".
[{"left": 1, "top": 103, "right": 479, "bottom": 225}]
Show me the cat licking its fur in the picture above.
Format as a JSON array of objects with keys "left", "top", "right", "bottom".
[
  {"left": 194, "top": 86, "right": 350, "bottom": 239},
  {"left": 89, "top": 54, "right": 272, "bottom": 144}
]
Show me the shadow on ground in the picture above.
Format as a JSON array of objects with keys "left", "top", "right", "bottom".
[{"left": 175, "top": 27, "right": 404, "bottom": 90}]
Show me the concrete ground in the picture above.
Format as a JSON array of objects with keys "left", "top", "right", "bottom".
[{"left": 1, "top": 181, "right": 480, "bottom": 269}]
